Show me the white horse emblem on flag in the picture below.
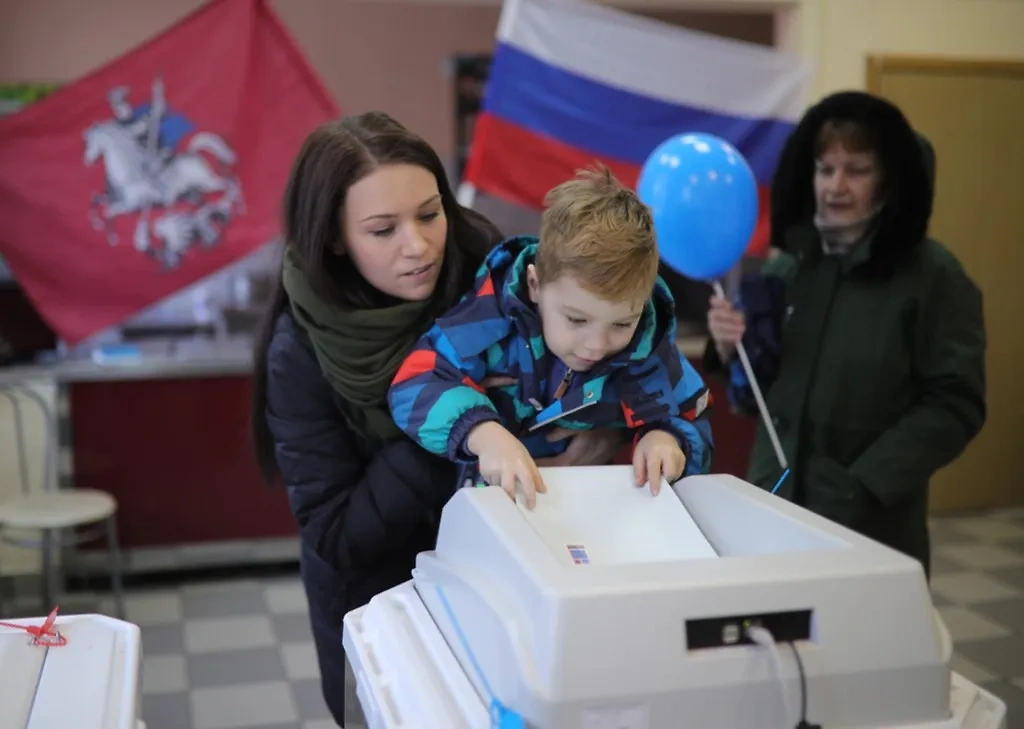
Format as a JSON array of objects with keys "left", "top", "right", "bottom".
[{"left": 84, "top": 77, "right": 245, "bottom": 269}]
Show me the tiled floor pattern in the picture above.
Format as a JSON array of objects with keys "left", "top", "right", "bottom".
[
  {"left": 926, "top": 507, "right": 1024, "bottom": 728},
  {"left": 3, "top": 507, "right": 1023, "bottom": 728}
]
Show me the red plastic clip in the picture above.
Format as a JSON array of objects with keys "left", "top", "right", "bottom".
[{"left": 0, "top": 606, "right": 68, "bottom": 647}]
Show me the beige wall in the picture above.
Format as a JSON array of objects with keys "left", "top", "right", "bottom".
[
  {"left": 0, "top": 0, "right": 771, "bottom": 163},
  {"left": 779, "top": 0, "right": 1024, "bottom": 98}
]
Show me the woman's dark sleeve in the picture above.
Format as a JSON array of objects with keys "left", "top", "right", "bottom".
[
  {"left": 702, "top": 271, "right": 789, "bottom": 416},
  {"left": 264, "top": 326, "right": 457, "bottom": 571}
]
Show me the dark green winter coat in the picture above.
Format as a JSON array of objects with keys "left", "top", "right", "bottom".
[{"left": 705, "top": 92, "right": 986, "bottom": 576}]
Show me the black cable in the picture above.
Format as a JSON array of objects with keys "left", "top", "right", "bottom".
[{"left": 789, "top": 641, "right": 820, "bottom": 729}]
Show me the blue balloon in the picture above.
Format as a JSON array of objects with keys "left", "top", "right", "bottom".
[{"left": 637, "top": 133, "right": 759, "bottom": 281}]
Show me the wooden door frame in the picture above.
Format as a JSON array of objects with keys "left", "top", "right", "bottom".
[
  {"left": 864, "top": 55, "right": 1024, "bottom": 511},
  {"left": 867, "top": 55, "right": 1024, "bottom": 93}
]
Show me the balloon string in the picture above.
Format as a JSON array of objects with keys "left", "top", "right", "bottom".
[
  {"left": 0, "top": 605, "right": 68, "bottom": 647},
  {"left": 712, "top": 281, "right": 788, "bottom": 471}
]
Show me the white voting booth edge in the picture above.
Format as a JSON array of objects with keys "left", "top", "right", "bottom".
[
  {"left": 0, "top": 612, "right": 144, "bottom": 729},
  {"left": 343, "top": 467, "right": 1008, "bottom": 729}
]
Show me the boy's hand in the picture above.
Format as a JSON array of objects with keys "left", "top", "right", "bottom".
[
  {"left": 632, "top": 430, "right": 686, "bottom": 496},
  {"left": 466, "top": 422, "right": 547, "bottom": 509}
]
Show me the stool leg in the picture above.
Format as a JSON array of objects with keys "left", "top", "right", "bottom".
[
  {"left": 0, "top": 540, "right": 7, "bottom": 617},
  {"left": 106, "top": 516, "right": 125, "bottom": 619},
  {"left": 40, "top": 528, "right": 54, "bottom": 612}
]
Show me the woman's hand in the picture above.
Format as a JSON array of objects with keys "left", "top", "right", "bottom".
[
  {"left": 535, "top": 427, "right": 628, "bottom": 468},
  {"left": 466, "top": 421, "right": 546, "bottom": 509},
  {"left": 707, "top": 294, "right": 746, "bottom": 363}
]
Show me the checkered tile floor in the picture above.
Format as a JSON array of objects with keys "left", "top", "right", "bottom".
[
  {"left": 927, "top": 507, "right": 1024, "bottom": 726},
  {"left": 3, "top": 571, "right": 362, "bottom": 729},
  {"left": 3, "top": 507, "right": 1023, "bottom": 729}
]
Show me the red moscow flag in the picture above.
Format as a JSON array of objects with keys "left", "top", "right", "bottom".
[{"left": 0, "top": 0, "right": 339, "bottom": 345}]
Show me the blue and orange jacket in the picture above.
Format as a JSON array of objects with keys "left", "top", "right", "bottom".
[{"left": 388, "top": 237, "right": 714, "bottom": 477}]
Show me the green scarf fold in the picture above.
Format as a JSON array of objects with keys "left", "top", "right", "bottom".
[{"left": 281, "top": 245, "right": 434, "bottom": 445}]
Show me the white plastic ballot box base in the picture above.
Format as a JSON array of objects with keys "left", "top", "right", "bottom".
[
  {"left": 342, "top": 467, "right": 1008, "bottom": 729},
  {"left": 343, "top": 581, "right": 1008, "bottom": 729},
  {"left": 0, "top": 613, "right": 142, "bottom": 729}
]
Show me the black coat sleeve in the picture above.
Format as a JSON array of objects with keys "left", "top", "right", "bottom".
[
  {"left": 264, "top": 319, "right": 459, "bottom": 572},
  {"left": 848, "top": 257, "right": 987, "bottom": 505}
]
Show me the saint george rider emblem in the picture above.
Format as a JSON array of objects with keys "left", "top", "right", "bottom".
[{"left": 84, "top": 77, "right": 245, "bottom": 269}]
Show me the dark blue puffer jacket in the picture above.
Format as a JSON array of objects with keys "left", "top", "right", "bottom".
[{"left": 264, "top": 310, "right": 458, "bottom": 725}]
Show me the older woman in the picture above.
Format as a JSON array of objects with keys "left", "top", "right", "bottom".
[{"left": 705, "top": 91, "right": 986, "bottom": 577}]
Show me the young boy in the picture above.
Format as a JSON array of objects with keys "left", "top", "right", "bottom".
[{"left": 388, "top": 166, "right": 713, "bottom": 508}]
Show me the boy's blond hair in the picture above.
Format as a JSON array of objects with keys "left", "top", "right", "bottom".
[{"left": 536, "top": 165, "right": 659, "bottom": 302}]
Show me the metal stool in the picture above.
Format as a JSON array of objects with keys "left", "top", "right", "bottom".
[{"left": 0, "top": 383, "right": 124, "bottom": 618}]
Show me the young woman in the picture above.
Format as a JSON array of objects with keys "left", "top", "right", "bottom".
[{"left": 251, "top": 111, "right": 624, "bottom": 725}]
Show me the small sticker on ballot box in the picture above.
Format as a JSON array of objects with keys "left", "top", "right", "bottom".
[{"left": 566, "top": 544, "right": 590, "bottom": 564}]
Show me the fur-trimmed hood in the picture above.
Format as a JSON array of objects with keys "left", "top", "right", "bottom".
[{"left": 770, "top": 91, "right": 935, "bottom": 274}]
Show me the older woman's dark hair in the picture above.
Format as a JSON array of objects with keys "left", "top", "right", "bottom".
[
  {"left": 769, "top": 91, "right": 933, "bottom": 274},
  {"left": 251, "top": 112, "right": 502, "bottom": 481}
]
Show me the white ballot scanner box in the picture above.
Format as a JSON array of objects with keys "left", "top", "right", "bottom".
[
  {"left": 0, "top": 612, "right": 144, "bottom": 729},
  {"left": 343, "top": 467, "right": 1008, "bottom": 729}
]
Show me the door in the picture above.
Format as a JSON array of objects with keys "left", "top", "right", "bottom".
[{"left": 868, "top": 56, "right": 1024, "bottom": 512}]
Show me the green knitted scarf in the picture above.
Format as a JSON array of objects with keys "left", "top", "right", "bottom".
[{"left": 281, "top": 246, "right": 433, "bottom": 445}]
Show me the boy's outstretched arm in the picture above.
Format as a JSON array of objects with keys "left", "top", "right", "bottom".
[
  {"left": 388, "top": 325, "right": 503, "bottom": 462},
  {"left": 620, "top": 342, "right": 714, "bottom": 477}
]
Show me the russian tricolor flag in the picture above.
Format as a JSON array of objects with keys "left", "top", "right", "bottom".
[{"left": 463, "top": 0, "right": 813, "bottom": 257}]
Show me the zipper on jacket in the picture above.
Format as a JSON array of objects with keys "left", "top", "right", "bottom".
[
  {"left": 527, "top": 369, "right": 612, "bottom": 433},
  {"left": 552, "top": 368, "right": 574, "bottom": 400},
  {"left": 529, "top": 367, "right": 574, "bottom": 411}
]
